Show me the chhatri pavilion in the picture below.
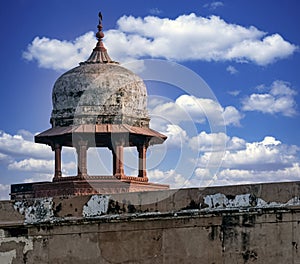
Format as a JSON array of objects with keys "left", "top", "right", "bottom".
[{"left": 11, "top": 12, "right": 169, "bottom": 199}]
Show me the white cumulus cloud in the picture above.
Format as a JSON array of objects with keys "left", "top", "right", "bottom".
[
  {"left": 204, "top": 2, "right": 224, "bottom": 10},
  {"left": 215, "top": 162, "right": 300, "bottom": 186},
  {"left": 150, "top": 94, "right": 243, "bottom": 127},
  {"left": 148, "top": 169, "right": 189, "bottom": 188},
  {"left": 0, "top": 152, "right": 12, "bottom": 164},
  {"left": 149, "top": 8, "right": 163, "bottom": 15},
  {"left": 8, "top": 158, "right": 54, "bottom": 173},
  {"left": 23, "top": 32, "right": 95, "bottom": 71},
  {"left": 0, "top": 130, "right": 52, "bottom": 160},
  {"left": 0, "top": 184, "right": 10, "bottom": 200},
  {"left": 242, "top": 80, "right": 298, "bottom": 116},
  {"left": 226, "top": 65, "right": 238, "bottom": 74},
  {"left": 198, "top": 136, "right": 299, "bottom": 170},
  {"left": 189, "top": 131, "right": 246, "bottom": 152},
  {"left": 107, "top": 14, "right": 297, "bottom": 64},
  {"left": 23, "top": 14, "right": 298, "bottom": 71},
  {"left": 0, "top": 130, "right": 78, "bottom": 187},
  {"left": 8, "top": 157, "right": 77, "bottom": 177},
  {"left": 228, "top": 90, "right": 241, "bottom": 96},
  {"left": 163, "top": 125, "right": 189, "bottom": 148},
  {"left": 186, "top": 134, "right": 300, "bottom": 187}
]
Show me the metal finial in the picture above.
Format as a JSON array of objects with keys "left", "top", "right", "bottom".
[
  {"left": 81, "top": 11, "right": 117, "bottom": 64},
  {"left": 96, "top": 11, "right": 104, "bottom": 41},
  {"left": 99, "top": 12, "right": 103, "bottom": 23}
]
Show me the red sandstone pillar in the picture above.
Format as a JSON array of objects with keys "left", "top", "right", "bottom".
[
  {"left": 114, "top": 145, "right": 124, "bottom": 179},
  {"left": 76, "top": 140, "right": 88, "bottom": 179},
  {"left": 53, "top": 143, "right": 62, "bottom": 180},
  {"left": 137, "top": 144, "right": 147, "bottom": 179}
]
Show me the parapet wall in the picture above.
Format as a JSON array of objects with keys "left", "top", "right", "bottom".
[{"left": 1, "top": 181, "right": 300, "bottom": 263}]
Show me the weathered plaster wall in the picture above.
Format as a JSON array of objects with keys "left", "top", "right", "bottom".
[{"left": 1, "top": 181, "right": 300, "bottom": 263}]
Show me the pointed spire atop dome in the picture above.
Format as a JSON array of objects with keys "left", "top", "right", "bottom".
[{"left": 82, "top": 12, "right": 118, "bottom": 64}]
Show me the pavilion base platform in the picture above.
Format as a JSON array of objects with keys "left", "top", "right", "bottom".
[{"left": 10, "top": 176, "right": 169, "bottom": 200}]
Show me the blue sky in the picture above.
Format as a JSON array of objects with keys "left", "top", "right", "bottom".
[{"left": 1, "top": 0, "right": 300, "bottom": 199}]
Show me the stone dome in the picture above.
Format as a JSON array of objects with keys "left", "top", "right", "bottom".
[{"left": 51, "top": 63, "right": 150, "bottom": 128}]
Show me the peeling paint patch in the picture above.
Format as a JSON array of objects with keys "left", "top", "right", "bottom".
[
  {"left": 203, "top": 193, "right": 300, "bottom": 210},
  {"left": 204, "top": 193, "right": 255, "bottom": 209},
  {"left": 285, "top": 197, "right": 300, "bottom": 206},
  {"left": 14, "top": 198, "right": 54, "bottom": 224},
  {"left": 0, "top": 250, "right": 16, "bottom": 264},
  {"left": 256, "top": 196, "right": 300, "bottom": 208},
  {"left": 0, "top": 228, "right": 34, "bottom": 263},
  {"left": 83, "top": 195, "right": 110, "bottom": 218}
]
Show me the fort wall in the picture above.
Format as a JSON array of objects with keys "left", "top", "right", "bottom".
[{"left": 1, "top": 181, "right": 300, "bottom": 263}]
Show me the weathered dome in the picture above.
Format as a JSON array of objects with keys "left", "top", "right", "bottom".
[{"left": 51, "top": 63, "right": 149, "bottom": 128}]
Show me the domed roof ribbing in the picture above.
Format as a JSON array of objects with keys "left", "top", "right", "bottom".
[{"left": 50, "top": 12, "right": 149, "bottom": 128}]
